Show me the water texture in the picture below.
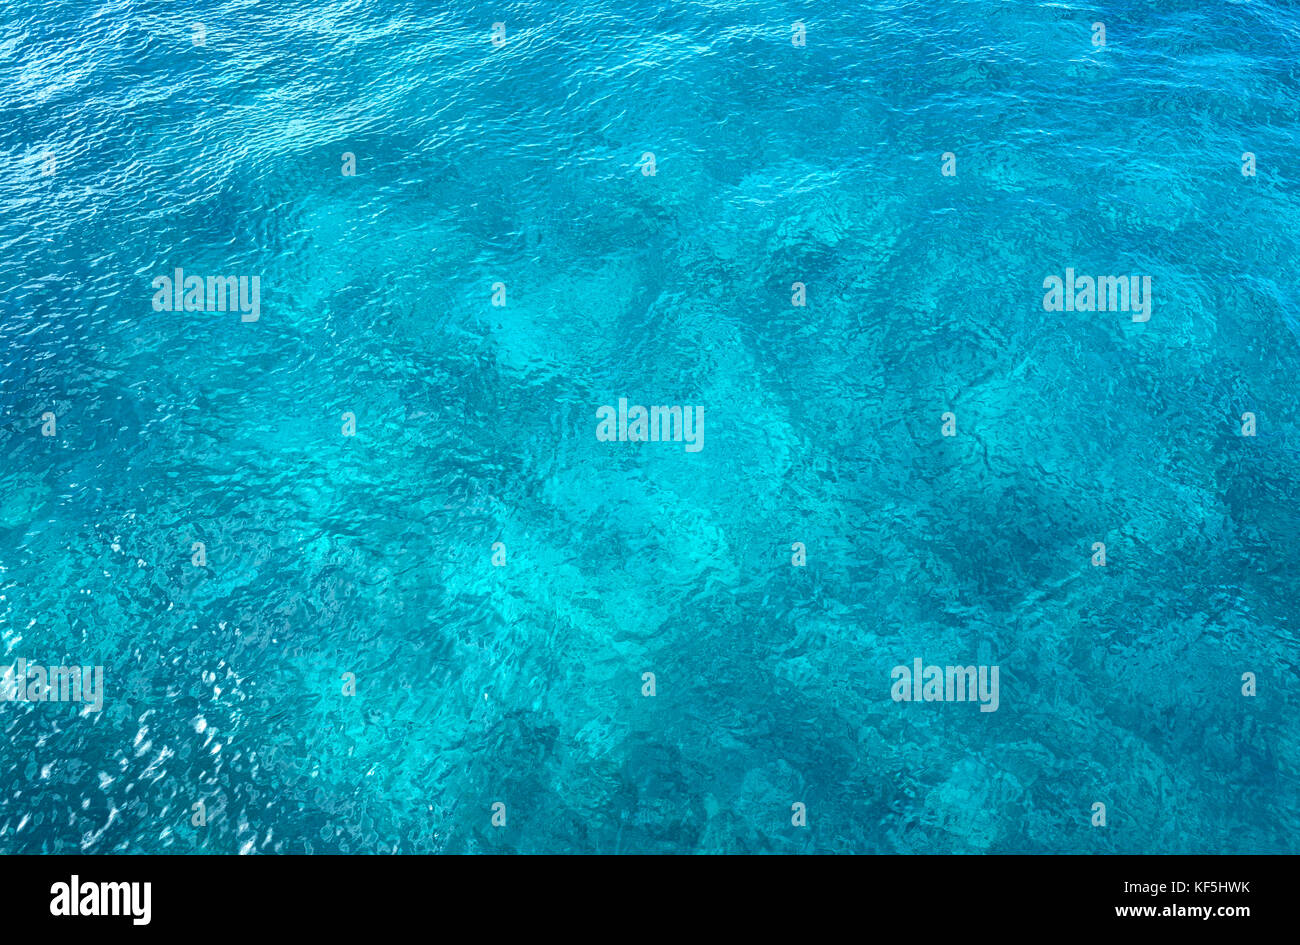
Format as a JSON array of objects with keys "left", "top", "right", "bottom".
[{"left": 0, "top": 0, "right": 1297, "bottom": 853}]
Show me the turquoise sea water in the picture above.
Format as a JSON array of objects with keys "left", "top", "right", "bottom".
[{"left": 1, "top": 1, "right": 1297, "bottom": 853}]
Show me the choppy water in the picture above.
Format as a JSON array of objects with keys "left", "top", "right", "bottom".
[{"left": 1, "top": 1, "right": 1298, "bottom": 853}]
